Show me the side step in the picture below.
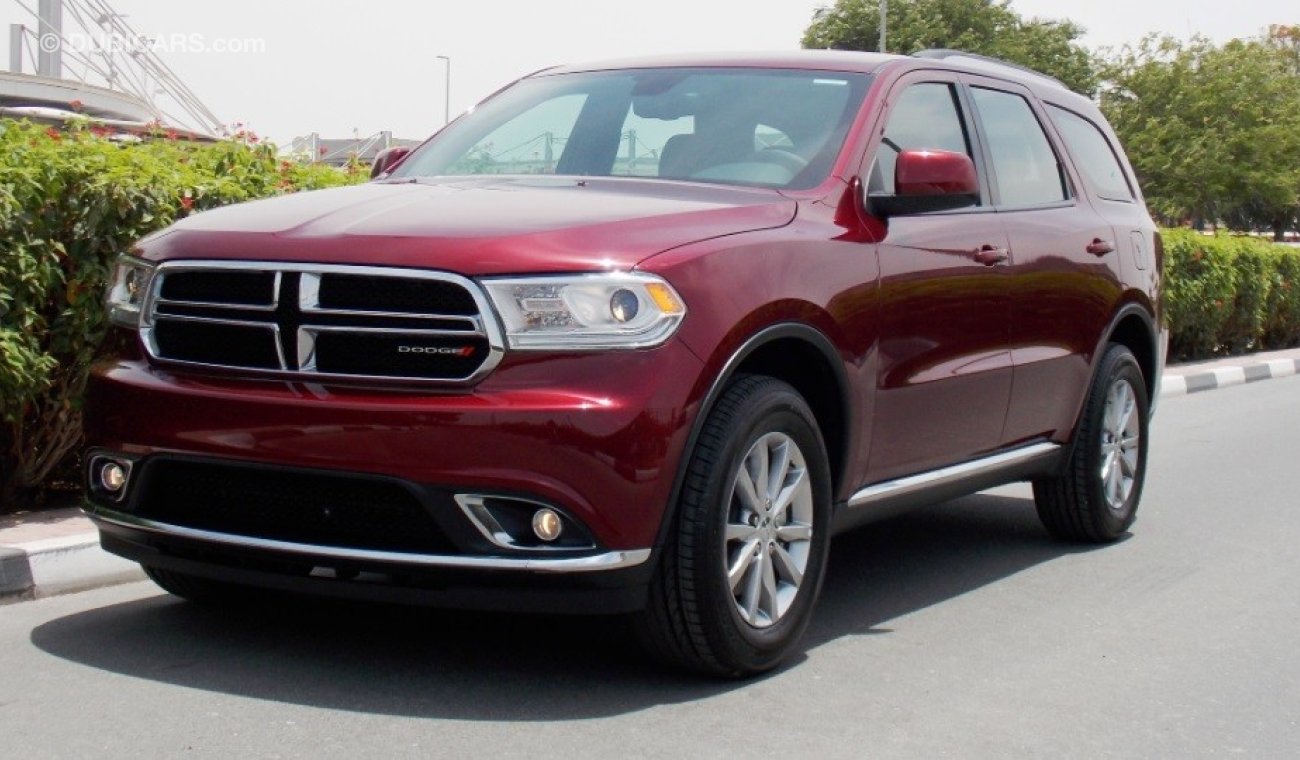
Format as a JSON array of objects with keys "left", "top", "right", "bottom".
[{"left": 833, "top": 442, "right": 1062, "bottom": 532}]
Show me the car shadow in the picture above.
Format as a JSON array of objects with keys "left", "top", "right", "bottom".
[{"left": 30, "top": 492, "right": 1105, "bottom": 720}]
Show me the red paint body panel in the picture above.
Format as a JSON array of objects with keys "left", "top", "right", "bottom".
[
  {"left": 894, "top": 150, "right": 980, "bottom": 196},
  {"left": 146, "top": 178, "right": 795, "bottom": 276}
]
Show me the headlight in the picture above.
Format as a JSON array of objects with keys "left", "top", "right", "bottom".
[
  {"left": 482, "top": 273, "right": 686, "bottom": 349},
  {"left": 105, "top": 255, "right": 156, "bottom": 328}
]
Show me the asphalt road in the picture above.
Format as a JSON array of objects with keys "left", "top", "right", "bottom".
[{"left": 3, "top": 376, "right": 1299, "bottom": 758}]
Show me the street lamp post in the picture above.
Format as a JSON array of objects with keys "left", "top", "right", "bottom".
[
  {"left": 879, "top": 0, "right": 887, "bottom": 53},
  {"left": 436, "top": 55, "right": 451, "bottom": 126}
]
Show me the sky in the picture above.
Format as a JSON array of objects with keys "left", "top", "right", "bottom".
[{"left": 2, "top": 0, "right": 1294, "bottom": 147}]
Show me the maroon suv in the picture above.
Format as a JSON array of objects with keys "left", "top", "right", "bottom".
[{"left": 87, "top": 50, "right": 1163, "bottom": 676}]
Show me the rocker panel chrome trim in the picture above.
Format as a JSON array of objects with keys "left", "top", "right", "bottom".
[{"left": 846, "top": 442, "right": 1061, "bottom": 508}]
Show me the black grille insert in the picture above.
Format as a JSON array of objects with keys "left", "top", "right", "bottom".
[
  {"left": 317, "top": 274, "right": 478, "bottom": 315},
  {"left": 160, "top": 270, "right": 276, "bottom": 306},
  {"left": 133, "top": 458, "right": 457, "bottom": 555},
  {"left": 313, "top": 333, "right": 489, "bottom": 378},
  {"left": 153, "top": 320, "right": 281, "bottom": 369}
]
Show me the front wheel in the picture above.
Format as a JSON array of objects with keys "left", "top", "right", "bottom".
[
  {"left": 633, "top": 375, "right": 832, "bottom": 677},
  {"left": 1033, "top": 343, "right": 1150, "bottom": 542}
]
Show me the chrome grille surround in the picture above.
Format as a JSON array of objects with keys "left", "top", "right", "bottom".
[{"left": 140, "top": 261, "right": 506, "bottom": 384}]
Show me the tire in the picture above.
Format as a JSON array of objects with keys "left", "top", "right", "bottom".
[
  {"left": 633, "top": 375, "right": 833, "bottom": 677},
  {"left": 1033, "top": 343, "right": 1149, "bottom": 542},
  {"left": 142, "top": 565, "right": 251, "bottom": 604}
]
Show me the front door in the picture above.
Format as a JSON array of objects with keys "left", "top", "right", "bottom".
[{"left": 865, "top": 75, "right": 1013, "bottom": 483}]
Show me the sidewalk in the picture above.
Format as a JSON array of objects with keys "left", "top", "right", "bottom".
[
  {"left": 0, "top": 507, "right": 142, "bottom": 603},
  {"left": 3, "top": 346, "right": 1299, "bottom": 604}
]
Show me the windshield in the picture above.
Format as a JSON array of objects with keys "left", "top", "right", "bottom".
[{"left": 390, "top": 67, "right": 872, "bottom": 190}]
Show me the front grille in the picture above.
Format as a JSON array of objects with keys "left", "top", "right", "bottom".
[
  {"left": 142, "top": 263, "right": 502, "bottom": 383},
  {"left": 131, "top": 458, "right": 458, "bottom": 555}
]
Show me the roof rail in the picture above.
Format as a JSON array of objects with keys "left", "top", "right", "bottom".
[{"left": 912, "top": 49, "right": 1069, "bottom": 91}]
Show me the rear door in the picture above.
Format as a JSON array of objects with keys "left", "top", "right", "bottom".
[
  {"left": 864, "top": 73, "right": 1013, "bottom": 482},
  {"left": 962, "top": 77, "right": 1122, "bottom": 445},
  {"left": 1045, "top": 103, "right": 1158, "bottom": 296}
]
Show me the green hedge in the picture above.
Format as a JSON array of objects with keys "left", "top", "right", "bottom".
[
  {"left": 1162, "top": 229, "right": 1300, "bottom": 361},
  {"left": 0, "top": 120, "right": 367, "bottom": 505}
]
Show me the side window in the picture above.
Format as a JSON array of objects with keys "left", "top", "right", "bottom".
[
  {"left": 969, "top": 88, "right": 1068, "bottom": 207},
  {"left": 869, "top": 82, "right": 972, "bottom": 195},
  {"left": 1047, "top": 105, "right": 1135, "bottom": 202}
]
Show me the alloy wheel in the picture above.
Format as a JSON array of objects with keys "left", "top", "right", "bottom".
[
  {"left": 1100, "top": 377, "right": 1141, "bottom": 511},
  {"left": 724, "top": 432, "right": 814, "bottom": 628}
]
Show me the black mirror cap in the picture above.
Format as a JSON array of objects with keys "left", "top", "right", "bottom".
[{"left": 867, "top": 191, "right": 979, "bottom": 218}]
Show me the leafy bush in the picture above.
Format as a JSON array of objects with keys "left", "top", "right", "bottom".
[
  {"left": 1162, "top": 228, "right": 1300, "bottom": 360},
  {"left": 0, "top": 120, "right": 367, "bottom": 506},
  {"left": 1262, "top": 251, "right": 1300, "bottom": 349}
]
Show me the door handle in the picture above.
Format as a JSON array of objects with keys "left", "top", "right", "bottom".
[
  {"left": 973, "top": 245, "right": 1009, "bottom": 266},
  {"left": 1086, "top": 239, "right": 1116, "bottom": 256}
]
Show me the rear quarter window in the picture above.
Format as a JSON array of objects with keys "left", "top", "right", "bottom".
[{"left": 1047, "top": 105, "right": 1135, "bottom": 202}]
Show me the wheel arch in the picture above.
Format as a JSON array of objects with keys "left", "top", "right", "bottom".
[
  {"left": 1098, "top": 301, "right": 1160, "bottom": 405},
  {"left": 654, "top": 322, "right": 853, "bottom": 550},
  {"left": 1057, "top": 301, "right": 1160, "bottom": 470}
]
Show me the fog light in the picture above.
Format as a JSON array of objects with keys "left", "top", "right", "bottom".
[
  {"left": 99, "top": 462, "right": 127, "bottom": 493},
  {"left": 532, "top": 508, "right": 563, "bottom": 542}
]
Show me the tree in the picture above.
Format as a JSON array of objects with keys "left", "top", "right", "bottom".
[
  {"left": 1101, "top": 35, "right": 1300, "bottom": 239},
  {"left": 801, "top": 0, "right": 1097, "bottom": 95}
]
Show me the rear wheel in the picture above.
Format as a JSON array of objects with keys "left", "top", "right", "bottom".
[
  {"left": 1033, "top": 343, "right": 1149, "bottom": 542},
  {"left": 634, "top": 375, "right": 832, "bottom": 677}
]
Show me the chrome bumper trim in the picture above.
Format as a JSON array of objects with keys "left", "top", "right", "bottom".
[{"left": 87, "top": 506, "right": 651, "bottom": 574}]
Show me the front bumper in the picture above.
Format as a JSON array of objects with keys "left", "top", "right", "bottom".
[{"left": 85, "top": 331, "right": 706, "bottom": 610}]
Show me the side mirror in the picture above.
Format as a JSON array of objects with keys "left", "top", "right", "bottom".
[
  {"left": 868, "top": 149, "right": 979, "bottom": 218},
  {"left": 370, "top": 146, "right": 412, "bottom": 179}
]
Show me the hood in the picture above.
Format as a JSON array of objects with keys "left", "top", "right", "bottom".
[{"left": 140, "top": 176, "right": 796, "bottom": 275}]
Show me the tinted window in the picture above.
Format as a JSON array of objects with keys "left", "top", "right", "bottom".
[
  {"left": 970, "top": 88, "right": 1067, "bottom": 207},
  {"left": 1048, "top": 105, "right": 1134, "bottom": 202},
  {"left": 869, "top": 82, "right": 971, "bottom": 194},
  {"left": 392, "top": 68, "right": 872, "bottom": 191}
]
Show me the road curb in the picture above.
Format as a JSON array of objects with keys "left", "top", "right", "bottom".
[
  {"left": 1160, "top": 357, "right": 1300, "bottom": 398},
  {"left": 2, "top": 352, "right": 1298, "bottom": 604},
  {"left": 0, "top": 528, "right": 143, "bottom": 604}
]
